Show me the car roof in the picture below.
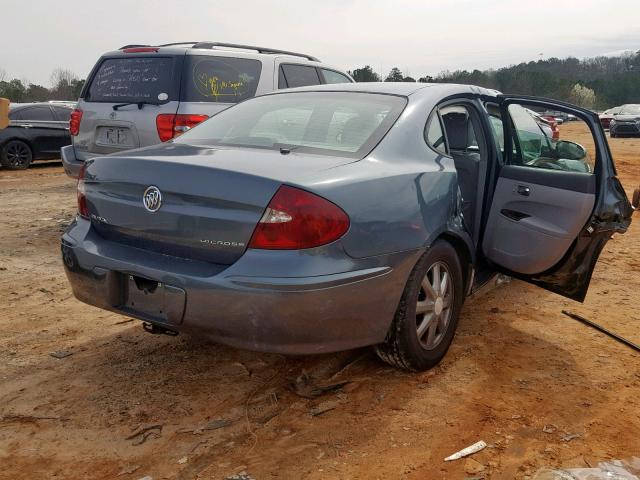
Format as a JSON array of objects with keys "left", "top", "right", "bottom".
[
  {"left": 264, "top": 82, "right": 500, "bottom": 98},
  {"left": 103, "top": 42, "right": 324, "bottom": 65}
]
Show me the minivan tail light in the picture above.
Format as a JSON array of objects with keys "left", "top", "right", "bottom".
[
  {"left": 69, "top": 108, "right": 83, "bottom": 136},
  {"left": 249, "top": 186, "right": 350, "bottom": 250},
  {"left": 156, "top": 114, "right": 209, "bottom": 142},
  {"left": 77, "top": 164, "right": 89, "bottom": 218}
]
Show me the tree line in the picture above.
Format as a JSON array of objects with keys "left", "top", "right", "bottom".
[
  {"left": 2, "top": 50, "right": 638, "bottom": 109},
  {"left": 349, "top": 50, "right": 640, "bottom": 110},
  {"left": 0, "top": 68, "right": 85, "bottom": 103}
]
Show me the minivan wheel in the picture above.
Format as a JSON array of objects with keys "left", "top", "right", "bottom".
[
  {"left": 375, "top": 240, "right": 464, "bottom": 371},
  {"left": 1, "top": 140, "right": 33, "bottom": 169}
]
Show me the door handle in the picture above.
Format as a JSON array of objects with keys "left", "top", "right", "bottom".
[
  {"left": 21, "top": 124, "right": 33, "bottom": 129},
  {"left": 516, "top": 185, "right": 531, "bottom": 196}
]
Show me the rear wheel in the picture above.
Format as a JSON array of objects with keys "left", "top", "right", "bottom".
[
  {"left": 375, "top": 240, "right": 464, "bottom": 371},
  {"left": 1, "top": 140, "right": 32, "bottom": 170}
]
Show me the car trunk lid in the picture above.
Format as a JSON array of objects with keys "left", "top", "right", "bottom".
[{"left": 84, "top": 144, "right": 353, "bottom": 264}]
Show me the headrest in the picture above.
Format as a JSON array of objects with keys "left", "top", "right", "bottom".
[{"left": 442, "top": 112, "right": 470, "bottom": 150}]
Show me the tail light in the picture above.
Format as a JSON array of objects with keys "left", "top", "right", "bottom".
[
  {"left": 156, "top": 114, "right": 208, "bottom": 142},
  {"left": 69, "top": 109, "right": 83, "bottom": 136},
  {"left": 249, "top": 186, "right": 350, "bottom": 250},
  {"left": 77, "top": 163, "right": 89, "bottom": 218}
]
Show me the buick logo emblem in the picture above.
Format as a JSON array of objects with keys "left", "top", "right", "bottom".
[{"left": 143, "top": 186, "right": 162, "bottom": 212}]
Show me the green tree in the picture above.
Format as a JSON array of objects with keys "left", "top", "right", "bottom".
[
  {"left": 385, "top": 67, "right": 404, "bottom": 82},
  {"left": 0, "top": 79, "right": 27, "bottom": 102},
  {"left": 349, "top": 65, "right": 381, "bottom": 82},
  {"left": 403, "top": 76, "right": 416, "bottom": 82},
  {"left": 25, "top": 83, "right": 50, "bottom": 102}
]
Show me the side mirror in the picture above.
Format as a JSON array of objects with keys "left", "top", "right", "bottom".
[
  {"left": 633, "top": 187, "right": 640, "bottom": 212},
  {"left": 556, "top": 140, "right": 587, "bottom": 161}
]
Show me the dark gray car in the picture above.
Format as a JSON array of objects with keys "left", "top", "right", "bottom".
[
  {"left": 61, "top": 83, "right": 632, "bottom": 371},
  {"left": 610, "top": 104, "right": 640, "bottom": 137}
]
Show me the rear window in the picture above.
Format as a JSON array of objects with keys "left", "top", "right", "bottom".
[
  {"left": 85, "top": 57, "right": 176, "bottom": 103},
  {"left": 181, "top": 56, "right": 261, "bottom": 103},
  {"left": 174, "top": 92, "right": 407, "bottom": 159}
]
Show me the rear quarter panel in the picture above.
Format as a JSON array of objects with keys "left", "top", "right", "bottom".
[{"left": 293, "top": 90, "right": 468, "bottom": 260}]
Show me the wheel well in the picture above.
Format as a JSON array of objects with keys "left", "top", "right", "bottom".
[{"left": 436, "top": 232, "right": 473, "bottom": 294}]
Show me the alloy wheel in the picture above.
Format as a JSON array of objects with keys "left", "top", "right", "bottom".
[
  {"left": 415, "top": 261, "right": 454, "bottom": 350},
  {"left": 5, "top": 141, "right": 31, "bottom": 168}
]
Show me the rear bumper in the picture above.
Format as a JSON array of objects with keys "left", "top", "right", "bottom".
[
  {"left": 61, "top": 145, "right": 84, "bottom": 178},
  {"left": 61, "top": 218, "right": 420, "bottom": 354}
]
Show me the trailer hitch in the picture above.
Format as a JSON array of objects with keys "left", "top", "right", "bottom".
[{"left": 142, "top": 322, "right": 179, "bottom": 336}]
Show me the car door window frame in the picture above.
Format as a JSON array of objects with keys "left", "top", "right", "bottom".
[
  {"left": 318, "top": 68, "right": 353, "bottom": 85},
  {"left": 423, "top": 108, "right": 450, "bottom": 156}
]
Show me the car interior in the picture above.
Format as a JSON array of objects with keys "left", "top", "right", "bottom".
[{"left": 435, "top": 104, "right": 488, "bottom": 241}]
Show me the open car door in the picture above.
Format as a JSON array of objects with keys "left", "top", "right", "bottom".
[{"left": 482, "top": 95, "right": 632, "bottom": 301}]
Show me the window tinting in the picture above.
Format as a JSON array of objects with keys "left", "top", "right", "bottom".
[
  {"left": 86, "top": 57, "right": 175, "bottom": 102},
  {"left": 182, "top": 56, "right": 261, "bottom": 103},
  {"left": 321, "top": 69, "right": 351, "bottom": 84},
  {"left": 425, "top": 113, "right": 447, "bottom": 154},
  {"left": 280, "top": 65, "right": 321, "bottom": 88},
  {"left": 19, "top": 106, "right": 55, "bottom": 121},
  {"left": 52, "top": 106, "right": 72, "bottom": 121},
  {"left": 175, "top": 92, "right": 407, "bottom": 159}
]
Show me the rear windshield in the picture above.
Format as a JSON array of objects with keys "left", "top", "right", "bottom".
[
  {"left": 85, "top": 57, "right": 176, "bottom": 103},
  {"left": 174, "top": 92, "right": 407, "bottom": 158},
  {"left": 181, "top": 56, "right": 262, "bottom": 103}
]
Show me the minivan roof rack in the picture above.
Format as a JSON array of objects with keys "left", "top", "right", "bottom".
[
  {"left": 191, "top": 42, "right": 320, "bottom": 62},
  {"left": 118, "top": 42, "right": 320, "bottom": 62}
]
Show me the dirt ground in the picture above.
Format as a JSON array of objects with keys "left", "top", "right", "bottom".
[{"left": 0, "top": 125, "right": 638, "bottom": 480}]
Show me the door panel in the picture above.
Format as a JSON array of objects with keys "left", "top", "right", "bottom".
[
  {"left": 483, "top": 166, "right": 595, "bottom": 274},
  {"left": 481, "top": 95, "right": 632, "bottom": 301}
]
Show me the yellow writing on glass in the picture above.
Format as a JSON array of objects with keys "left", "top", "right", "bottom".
[{"left": 195, "top": 73, "right": 247, "bottom": 100}]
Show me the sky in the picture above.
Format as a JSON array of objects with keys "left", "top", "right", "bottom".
[{"left": 1, "top": 0, "right": 639, "bottom": 86}]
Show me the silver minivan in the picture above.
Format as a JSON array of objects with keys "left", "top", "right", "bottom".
[{"left": 62, "top": 42, "right": 353, "bottom": 177}]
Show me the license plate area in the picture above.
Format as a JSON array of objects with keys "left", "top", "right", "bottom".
[
  {"left": 121, "top": 274, "right": 186, "bottom": 325},
  {"left": 97, "top": 126, "right": 134, "bottom": 147}
]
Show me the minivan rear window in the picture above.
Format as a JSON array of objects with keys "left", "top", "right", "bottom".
[
  {"left": 181, "top": 56, "right": 261, "bottom": 103},
  {"left": 85, "top": 57, "right": 176, "bottom": 103}
]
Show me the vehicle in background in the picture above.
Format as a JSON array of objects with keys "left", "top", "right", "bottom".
[
  {"left": 599, "top": 106, "right": 624, "bottom": 129},
  {"left": 0, "top": 102, "right": 73, "bottom": 169},
  {"left": 61, "top": 83, "right": 632, "bottom": 371},
  {"left": 609, "top": 104, "right": 640, "bottom": 138},
  {"left": 61, "top": 41, "right": 353, "bottom": 178},
  {"left": 527, "top": 109, "right": 559, "bottom": 140},
  {"left": 542, "top": 110, "right": 569, "bottom": 124}
]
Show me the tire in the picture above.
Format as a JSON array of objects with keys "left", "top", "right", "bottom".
[
  {"left": 1, "top": 140, "right": 33, "bottom": 170},
  {"left": 375, "top": 240, "right": 464, "bottom": 371},
  {"left": 610, "top": 133, "right": 616, "bottom": 138}
]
